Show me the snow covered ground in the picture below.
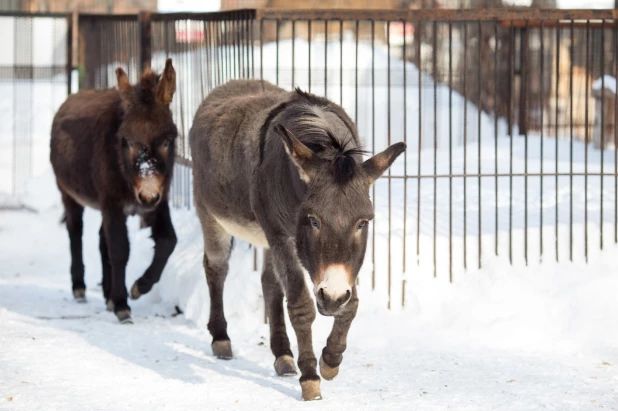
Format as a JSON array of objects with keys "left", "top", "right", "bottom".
[{"left": 2, "top": 149, "right": 618, "bottom": 409}]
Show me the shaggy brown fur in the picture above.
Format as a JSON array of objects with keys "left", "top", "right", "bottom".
[{"left": 50, "top": 59, "right": 178, "bottom": 324}]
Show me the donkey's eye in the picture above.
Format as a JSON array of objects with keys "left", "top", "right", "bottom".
[
  {"left": 357, "top": 220, "right": 368, "bottom": 230},
  {"left": 123, "top": 137, "right": 134, "bottom": 148},
  {"left": 308, "top": 216, "right": 320, "bottom": 230},
  {"left": 162, "top": 139, "right": 171, "bottom": 148}
]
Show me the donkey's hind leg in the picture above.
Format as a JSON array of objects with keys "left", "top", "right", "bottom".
[
  {"left": 60, "top": 191, "right": 86, "bottom": 302},
  {"left": 197, "top": 208, "right": 234, "bottom": 359},
  {"left": 262, "top": 250, "right": 297, "bottom": 376}
]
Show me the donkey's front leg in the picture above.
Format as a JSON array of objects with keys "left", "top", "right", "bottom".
[
  {"left": 320, "top": 286, "right": 359, "bottom": 380},
  {"left": 262, "top": 250, "right": 296, "bottom": 376},
  {"left": 130, "top": 201, "right": 177, "bottom": 299},
  {"left": 102, "top": 206, "right": 132, "bottom": 324},
  {"left": 271, "top": 241, "right": 321, "bottom": 401}
]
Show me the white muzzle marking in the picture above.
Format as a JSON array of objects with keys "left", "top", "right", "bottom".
[{"left": 315, "top": 264, "right": 352, "bottom": 301}]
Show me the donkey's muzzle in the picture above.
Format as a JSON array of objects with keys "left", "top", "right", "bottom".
[
  {"left": 134, "top": 174, "right": 164, "bottom": 209},
  {"left": 137, "top": 192, "right": 160, "bottom": 208},
  {"left": 316, "top": 287, "right": 351, "bottom": 316}
]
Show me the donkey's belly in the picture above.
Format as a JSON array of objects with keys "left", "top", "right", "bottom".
[
  {"left": 58, "top": 182, "right": 100, "bottom": 210},
  {"left": 215, "top": 216, "right": 269, "bottom": 248}
]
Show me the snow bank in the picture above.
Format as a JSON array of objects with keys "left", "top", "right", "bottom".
[
  {"left": 148, "top": 35, "right": 508, "bottom": 160},
  {"left": 592, "top": 75, "right": 617, "bottom": 95},
  {"left": 157, "top": 203, "right": 618, "bottom": 360}
]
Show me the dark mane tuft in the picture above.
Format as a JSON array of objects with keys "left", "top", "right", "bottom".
[
  {"left": 277, "top": 96, "right": 364, "bottom": 185},
  {"left": 133, "top": 71, "right": 160, "bottom": 106},
  {"left": 294, "top": 87, "right": 332, "bottom": 107}
]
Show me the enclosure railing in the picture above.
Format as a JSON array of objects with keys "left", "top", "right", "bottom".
[
  {"left": 0, "top": 11, "right": 70, "bottom": 203},
  {"left": 22, "top": 8, "right": 618, "bottom": 309}
]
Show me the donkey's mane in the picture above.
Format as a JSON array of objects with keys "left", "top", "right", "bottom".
[
  {"left": 131, "top": 71, "right": 160, "bottom": 107},
  {"left": 281, "top": 89, "right": 364, "bottom": 185}
]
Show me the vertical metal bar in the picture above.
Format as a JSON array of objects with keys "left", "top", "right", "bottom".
[
  {"left": 371, "top": 19, "right": 376, "bottom": 289},
  {"left": 308, "top": 20, "right": 312, "bottom": 93},
  {"left": 250, "top": 17, "right": 254, "bottom": 79},
  {"left": 539, "top": 21, "right": 540, "bottom": 260},
  {"left": 232, "top": 18, "right": 238, "bottom": 78},
  {"left": 276, "top": 19, "right": 279, "bottom": 86},
  {"left": 600, "top": 20, "right": 605, "bottom": 250},
  {"left": 325, "top": 20, "right": 328, "bottom": 97},
  {"left": 292, "top": 20, "right": 295, "bottom": 87},
  {"left": 237, "top": 17, "right": 243, "bottom": 79},
  {"left": 66, "top": 15, "right": 72, "bottom": 96},
  {"left": 477, "top": 21, "right": 482, "bottom": 269},
  {"left": 227, "top": 19, "right": 232, "bottom": 81},
  {"left": 218, "top": 20, "right": 224, "bottom": 85},
  {"left": 519, "top": 26, "right": 528, "bottom": 137},
  {"left": 242, "top": 16, "right": 247, "bottom": 79},
  {"left": 387, "top": 20, "right": 392, "bottom": 308},
  {"left": 403, "top": 19, "right": 408, "bottom": 278},
  {"left": 448, "top": 22, "right": 453, "bottom": 282},
  {"left": 204, "top": 21, "right": 212, "bottom": 91},
  {"left": 416, "top": 20, "right": 422, "bottom": 266},
  {"left": 355, "top": 19, "right": 359, "bottom": 286},
  {"left": 615, "top": 20, "right": 618, "bottom": 245},
  {"left": 340, "top": 19, "right": 343, "bottom": 106},
  {"left": 509, "top": 21, "right": 514, "bottom": 264},
  {"left": 584, "top": 20, "right": 590, "bottom": 262},
  {"left": 220, "top": 20, "right": 226, "bottom": 83},
  {"left": 555, "top": 21, "right": 560, "bottom": 261},
  {"left": 569, "top": 21, "right": 574, "bottom": 262},
  {"left": 494, "top": 21, "right": 498, "bottom": 256},
  {"left": 355, "top": 20, "right": 359, "bottom": 125},
  {"left": 464, "top": 22, "right": 468, "bottom": 268},
  {"left": 523, "top": 21, "right": 529, "bottom": 266},
  {"left": 433, "top": 20, "right": 437, "bottom": 278},
  {"left": 259, "top": 19, "right": 263, "bottom": 82}
]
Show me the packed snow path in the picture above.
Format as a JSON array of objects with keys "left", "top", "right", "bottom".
[{"left": 1, "top": 196, "right": 618, "bottom": 410}]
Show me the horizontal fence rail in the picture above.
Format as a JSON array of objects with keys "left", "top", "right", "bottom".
[{"left": 49, "top": 8, "right": 618, "bottom": 309}]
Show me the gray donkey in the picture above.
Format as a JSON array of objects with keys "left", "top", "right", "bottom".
[{"left": 189, "top": 79, "right": 405, "bottom": 400}]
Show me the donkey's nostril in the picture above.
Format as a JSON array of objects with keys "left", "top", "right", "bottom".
[
  {"left": 319, "top": 288, "right": 326, "bottom": 301},
  {"left": 152, "top": 193, "right": 160, "bottom": 203},
  {"left": 138, "top": 193, "right": 146, "bottom": 204}
]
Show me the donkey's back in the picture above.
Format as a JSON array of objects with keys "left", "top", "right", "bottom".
[{"left": 189, "top": 80, "right": 288, "bottom": 223}]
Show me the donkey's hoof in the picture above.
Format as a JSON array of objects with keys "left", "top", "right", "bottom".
[
  {"left": 319, "top": 356, "right": 339, "bottom": 381},
  {"left": 106, "top": 300, "right": 114, "bottom": 312},
  {"left": 130, "top": 282, "right": 141, "bottom": 300},
  {"left": 300, "top": 377, "right": 322, "bottom": 401},
  {"left": 73, "top": 288, "right": 87, "bottom": 303},
  {"left": 115, "top": 309, "right": 133, "bottom": 324},
  {"left": 274, "top": 355, "right": 297, "bottom": 376},
  {"left": 212, "top": 340, "right": 233, "bottom": 359}
]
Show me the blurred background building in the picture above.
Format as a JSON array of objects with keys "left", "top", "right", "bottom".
[{"left": 5, "top": 0, "right": 618, "bottom": 12}]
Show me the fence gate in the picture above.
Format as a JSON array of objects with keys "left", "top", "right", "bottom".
[{"left": 0, "top": 12, "right": 70, "bottom": 203}]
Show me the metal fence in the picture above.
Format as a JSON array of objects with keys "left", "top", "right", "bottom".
[
  {"left": 4, "top": 8, "right": 617, "bottom": 309},
  {"left": 0, "top": 12, "right": 70, "bottom": 201},
  {"left": 249, "top": 9, "right": 618, "bottom": 309}
]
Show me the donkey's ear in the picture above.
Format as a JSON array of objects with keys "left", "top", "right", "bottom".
[
  {"left": 275, "top": 124, "right": 323, "bottom": 183},
  {"left": 362, "top": 142, "right": 406, "bottom": 185},
  {"left": 156, "top": 58, "right": 176, "bottom": 107},
  {"left": 115, "top": 67, "right": 134, "bottom": 107}
]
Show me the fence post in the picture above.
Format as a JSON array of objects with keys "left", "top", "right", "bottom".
[
  {"left": 519, "top": 26, "right": 529, "bottom": 136},
  {"left": 66, "top": 13, "right": 73, "bottom": 96},
  {"left": 139, "top": 11, "right": 152, "bottom": 72}
]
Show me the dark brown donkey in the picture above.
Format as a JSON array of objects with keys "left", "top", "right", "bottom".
[
  {"left": 50, "top": 59, "right": 178, "bottom": 324},
  {"left": 190, "top": 79, "right": 405, "bottom": 400}
]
